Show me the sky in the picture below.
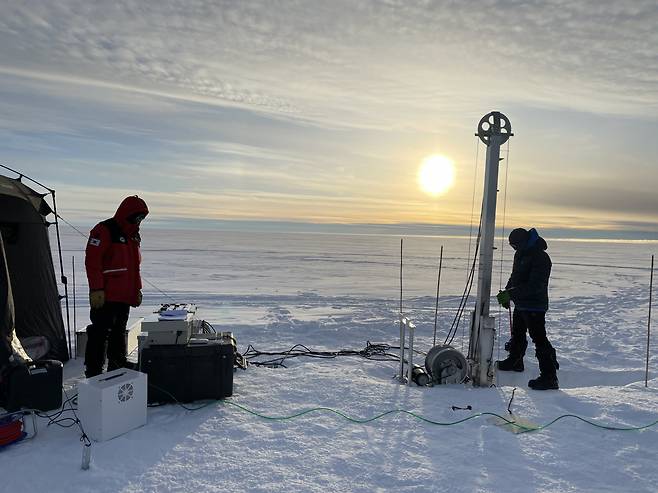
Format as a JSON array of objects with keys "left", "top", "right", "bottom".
[{"left": 1, "top": 0, "right": 657, "bottom": 238}]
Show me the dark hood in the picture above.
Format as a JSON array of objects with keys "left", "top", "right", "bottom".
[
  {"left": 114, "top": 196, "right": 149, "bottom": 236},
  {"left": 524, "top": 228, "right": 547, "bottom": 252}
]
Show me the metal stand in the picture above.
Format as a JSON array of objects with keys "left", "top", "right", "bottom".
[
  {"left": 467, "top": 112, "right": 513, "bottom": 387},
  {"left": 398, "top": 316, "right": 415, "bottom": 384},
  {"left": 407, "top": 321, "right": 415, "bottom": 387}
]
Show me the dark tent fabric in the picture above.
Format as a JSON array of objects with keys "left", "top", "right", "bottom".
[{"left": 0, "top": 174, "right": 69, "bottom": 362}]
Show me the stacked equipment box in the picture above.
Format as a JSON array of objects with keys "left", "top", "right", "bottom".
[{"left": 140, "top": 337, "right": 234, "bottom": 404}]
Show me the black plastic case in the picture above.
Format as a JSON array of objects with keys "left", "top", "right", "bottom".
[
  {"left": 140, "top": 341, "right": 234, "bottom": 404},
  {"left": 2, "top": 360, "right": 63, "bottom": 412}
]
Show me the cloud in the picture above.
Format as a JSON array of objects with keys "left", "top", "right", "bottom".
[
  {"left": 1, "top": 0, "right": 657, "bottom": 131},
  {"left": 1, "top": 1, "right": 657, "bottom": 234}
]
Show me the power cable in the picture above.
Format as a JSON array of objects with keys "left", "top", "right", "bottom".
[
  {"left": 35, "top": 391, "right": 79, "bottom": 428},
  {"left": 146, "top": 383, "right": 216, "bottom": 411},
  {"left": 218, "top": 400, "right": 658, "bottom": 433},
  {"left": 241, "top": 342, "right": 404, "bottom": 368},
  {"left": 461, "top": 136, "right": 482, "bottom": 353},
  {"left": 137, "top": 380, "right": 658, "bottom": 434},
  {"left": 466, "top": 137, "right": 481, "bottom": 279},
  {"left": 444, "top": 223, "right": 481, "bottom": 347},
  {"left": 496, "top": 139, "right": 512, "bottom": 364}
]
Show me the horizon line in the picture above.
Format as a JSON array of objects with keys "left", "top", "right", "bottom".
[{"left": 59, "top": 217, "right": 658, "bottom": 242}]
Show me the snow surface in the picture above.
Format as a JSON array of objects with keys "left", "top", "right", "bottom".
[{"left": 3, "top": 229, "right": 658, "bottom": 493}]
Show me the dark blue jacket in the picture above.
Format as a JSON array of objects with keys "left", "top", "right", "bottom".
[{"left": 505, "top": 228, "right": 551, "bottom": 311}]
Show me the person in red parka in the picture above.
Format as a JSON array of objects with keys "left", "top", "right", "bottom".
[{"left": 84, "top": 196, "right": 149, "bottom": 378}]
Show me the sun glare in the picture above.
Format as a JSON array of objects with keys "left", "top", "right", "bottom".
[{"left": 418, "top": 155, "right": 455, "bottom": 196}]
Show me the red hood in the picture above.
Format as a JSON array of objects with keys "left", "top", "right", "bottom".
[{"left": 114, "top": 196, "right": 149, "bottom": 235}]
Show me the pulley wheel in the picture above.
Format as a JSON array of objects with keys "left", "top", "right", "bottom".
[{"left": 476, "top": 111, "right": 512, "bottom": 146}]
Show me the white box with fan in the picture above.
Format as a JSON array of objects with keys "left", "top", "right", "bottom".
[{"left": 78, "top": 368, "right": 147, "bottom": 441}]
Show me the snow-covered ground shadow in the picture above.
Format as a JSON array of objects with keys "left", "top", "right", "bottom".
[{"left": 7, "top": 230, "right": 656, "bottom": 492}]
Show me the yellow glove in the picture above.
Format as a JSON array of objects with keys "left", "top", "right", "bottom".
[
  {"left": 89, "top": 290, "right": 105, "bottom": 309},
  {"left": 133, "top": 290, "right": 143, "bottom": 308}
]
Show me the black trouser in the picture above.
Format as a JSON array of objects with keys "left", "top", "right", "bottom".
[
  {"left": 84, "top": 302, "right": 130, "bottom": 378},
  {"left": 508, "top": 309, "right": 557, "bottom": 377}
]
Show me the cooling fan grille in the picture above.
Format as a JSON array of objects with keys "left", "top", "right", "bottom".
[{"left": 117, "top": 383, "right": 134, "bottom": 402}]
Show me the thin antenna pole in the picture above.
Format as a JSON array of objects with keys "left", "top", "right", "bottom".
[
  {"left": 399, "top": 238, "right": 403, "bottom": 315},
  {"left": 646, "top": 255, "right": 654, "bottom": 387},
  {"left": 72, "top": 256, "right": 77, "bottom": 359},
  {"left": 433, "top": 245, "right": 444, "bottom": 347},
  {"left": 398, "top": 238, "right": 405, "bottom": 382}
]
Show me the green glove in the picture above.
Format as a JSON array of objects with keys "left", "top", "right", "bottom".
[
  {"left": 496, "top": 290, "right": 511, "bottom": 309},
  {"left": 89, "top": 289, "right": 105, "bottom": 309}
]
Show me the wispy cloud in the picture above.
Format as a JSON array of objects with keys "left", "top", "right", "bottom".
[
  {"left": 2, "top": 0, "right": 657, "bottom": 128},
  {"left": 1, "top": 1, "right": 657, "bottom": 234}
]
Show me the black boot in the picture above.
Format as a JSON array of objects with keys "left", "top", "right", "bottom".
[
  {"left": 528, "top": 374, "right": 559, "bottom": 390},
  {"left": 551, "top": 346, "right": 560, "bottom": 370},
  {"left": 529, "top": 345, "right": 559, "bottom": 389},
  {"left": 496, "top": 356, "right": 524, "bottom": 372}
]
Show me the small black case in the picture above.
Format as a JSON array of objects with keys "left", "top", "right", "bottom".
[{"left": 2, "top": 359, "right": 63, "bottom": 412}]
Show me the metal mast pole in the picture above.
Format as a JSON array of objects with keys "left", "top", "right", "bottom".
[{"left": 468, "top": 112, "right": 512, "bottom": 386}]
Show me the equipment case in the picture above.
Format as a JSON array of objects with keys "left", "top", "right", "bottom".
[
  {"left": 140, "top": 340, "right": 234, "bottom": 404},
  {"left": 1, "top": 360, "right": 63, "bottom": 412}
]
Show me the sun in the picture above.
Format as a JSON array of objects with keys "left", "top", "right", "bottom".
[{"left": 418, "top": 155, "right": 456, "bottom": 196}]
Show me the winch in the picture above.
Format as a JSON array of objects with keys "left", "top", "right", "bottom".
[{"left": 424, "top": 345, "right": 468, "bottom": 385}]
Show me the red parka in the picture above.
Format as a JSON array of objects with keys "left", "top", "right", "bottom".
[{"left": 85, "top": 196, "right": 149, "bottom": 306}]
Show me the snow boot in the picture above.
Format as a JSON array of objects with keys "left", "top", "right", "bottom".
[
  {"left": 552, "top": 346, "right": 560, "bottom": 370},
  {"left": 528, "top": 374, "right": 559, "bottom": 390},
  {"left": 496, "top": 356, "right": 524, "bottom": 372}
]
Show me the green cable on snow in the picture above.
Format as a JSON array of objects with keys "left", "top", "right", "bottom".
[
  {"left": 218, "top": 400, "right": 658, "bottom": 434},
  {"left": 152, "top": 384, "right": 657, "bottom": 433}
]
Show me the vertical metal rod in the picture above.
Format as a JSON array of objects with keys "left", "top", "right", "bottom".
[
  {"left": 399, "top": 238, "right": 403, "bottom": 315},
  {"left": 407, "top": 323, "right": 415, "bottom": 387},
  {"left": 72, "top": 256, "right": 77, "bottom": 359},
  {"left": 399, "top": 238, "right": 405, "bottom": 382},
  {"left": 399, "top": 318, "right": 406, "bottom": 382},
  {"left": 646, "top": 255, "right": 654, "bottom": 387},
  {"left": 433, "top": 245, "right": 444, "bottom": 347}
]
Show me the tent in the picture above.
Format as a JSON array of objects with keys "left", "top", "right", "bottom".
[{"left": 0, "top": 173, "right": 69, "bottom": 364}]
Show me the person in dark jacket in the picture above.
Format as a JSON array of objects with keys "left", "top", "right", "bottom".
[
  {"left": 496, "top": 227, "right": 559, "bottom": 390},
  {"left": 84, "top": 196, "right": 149, "bottom": 378}
]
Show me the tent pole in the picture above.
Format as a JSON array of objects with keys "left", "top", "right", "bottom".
[
  {"left": 72, "top": 256, "right": 77, "bottom": 359},
  {"left": 51, "top": 191, "right": 72, "bottom": 359},
  {"left": 0, "top": 164, "right": 54, "bottom": 193}
]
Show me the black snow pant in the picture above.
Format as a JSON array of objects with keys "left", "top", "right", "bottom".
[
  {"left": 84, "top": 302, "right": 130, "bottom": 378},
  {"left": 508, "top": 309, "right": 557, "bottom": 377}
]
